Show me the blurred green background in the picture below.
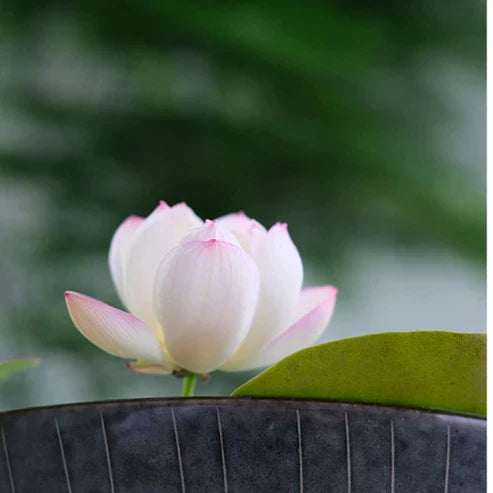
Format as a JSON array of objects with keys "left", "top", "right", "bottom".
[{"left": 0, "top": 1, "right": 485, "bottom": 410}]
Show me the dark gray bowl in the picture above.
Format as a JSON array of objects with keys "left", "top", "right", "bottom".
[{"left": 0, "top": 398, "right": 485, "bottom": 492}]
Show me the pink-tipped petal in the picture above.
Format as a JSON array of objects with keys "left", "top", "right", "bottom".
[
  {"left": 65, "top": 291, "right": 169, "bottom": 365},
  {"left": 291, "top": 285, "right": 338, "bottom": 323},
  {"left": 124, "top": 202, "right": 203, "bottom": 327},
  {"left": 216, "top": 212, "right": 266, "bottom": 254},
  {"left": 170, "top": 202, "right": 203, "bottom": 235},
  {"left": 216, "top": 211, "right": 248, "bottom": 230},
  {"left": 108, "top": 215, "right": 144, "bottom": 307},
  {"left": 153, "top": 240, "right": 260, "bottom": 374},
  {"left": 234, "top": 285, "right": 338, "bottom": 370},
  {"left": 180, "top": 219, "right": 239, "bottom": 246},
  {"left": 221, "top": 222, "right": 303, "bottom": 371},
  {"left": 127, "top": 360, "right": 172, "bottom": 374}
]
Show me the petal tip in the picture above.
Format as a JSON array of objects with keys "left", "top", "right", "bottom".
[
  {"left": 272, "top": 221, "right": 288, "bottom": 231},
  {"left": 305, "top": 284, "right": 338, "bottom": 298},
  {"left": 65, "top": 290, "right": 93, "bottom": 301},
  {"left": 127, "top": 214, "right": 144, "bottom": 223},
  {"left": 204, "top": 219, "right": 218, "bottom": 229}
]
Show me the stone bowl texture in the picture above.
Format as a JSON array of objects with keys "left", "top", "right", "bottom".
[{"left": 0, "top": 398, "right": 486, "bottom": 492}]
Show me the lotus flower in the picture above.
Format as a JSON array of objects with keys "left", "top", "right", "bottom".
[{"left": 65, "top": 202, "right": 337, "bottom": 375}]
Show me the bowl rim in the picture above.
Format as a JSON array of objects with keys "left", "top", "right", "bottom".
[{"left": 0, "top": 396, "right": 486, "bottom": 421}]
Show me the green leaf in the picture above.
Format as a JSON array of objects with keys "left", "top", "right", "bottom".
[
  {"left": 0, "top": 358, "right": 40, "bottom": 381},
  {"left": 232, "top": 331, "right": 486, "bottom": 417}
]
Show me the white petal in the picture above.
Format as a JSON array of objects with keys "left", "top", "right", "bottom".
[
  {"left": 154, "top": 239, "right": 260, "bottom": 374},
  {"left": 235, "top": 285, "right": 337, "bottom": 370},
  {"left": 290, "top": 285, "right": 337, "bottom": 324},
  {"left": 65, "top": 291, "right": 170, "bottom": 366},
  {"left": 221, "top": 223, "right": 303, "bottom": 371},
  {"left": 180, "top": 219, "right": 239, "bottom": 246},
  {"left": 108, "top": 215, "right": 144, "bottom": 307},
  {"left": 216, "top": 212, "right": 266, "bottom": 254},
  {"left": 124, "top": 202, "right": 202, "bottom": 327},
  {"left": 170, "top": 202, "right": 204, "bottom": 236}
]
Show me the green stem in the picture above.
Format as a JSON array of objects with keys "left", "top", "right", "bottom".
[{"left": 181, "top": 374, "right": 197, "bottom": 397}]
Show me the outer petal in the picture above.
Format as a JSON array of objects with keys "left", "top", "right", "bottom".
[
  {"left": 127, "top": 360, "right": 172, "bottom": 374},
  {"left": 216, "top": 212, "right": 266, "bottom": 254},
  {"left": 108, "top": 215, "right": 144, "bottom": 307},
  {"left": 124, "top": 202, "right": 202, "bottom": 328},
  {"left": 221, "top": 223, "right": 303, "bottom": 371},
  {"left": 233, "top": 285, "right": 337, "bottom": 370},
  {"left": 65, "top": 291, "right": 171, "bottom": 368},
  {"left": 290, "top": 285, "right": 338, "bottom": 323},
  {"left": 154, "top": 239, "right": 260, "bottom": 374}
]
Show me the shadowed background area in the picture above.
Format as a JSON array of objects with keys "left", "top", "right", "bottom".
[{"left": 0, "top": 1, "right": 485, "bottom": 410}]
